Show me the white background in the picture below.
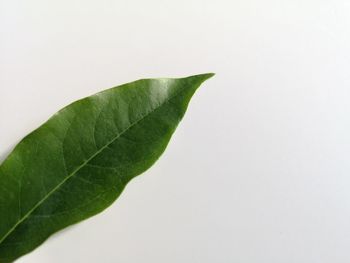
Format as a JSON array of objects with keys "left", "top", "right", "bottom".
[{"left": 1, "top": 0, "right": 350, "bottom": 262}]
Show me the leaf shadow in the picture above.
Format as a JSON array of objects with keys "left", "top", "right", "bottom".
[{"left": 0, "top": 143, "right": 16, "bottom": 164}]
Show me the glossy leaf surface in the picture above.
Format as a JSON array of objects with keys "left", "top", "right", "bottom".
[{"left": 0, "top": 73, "right": 213, "bottom": 262}]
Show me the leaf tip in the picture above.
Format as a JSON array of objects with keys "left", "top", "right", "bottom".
[
  {"left": 185, "top": 72, "right": 215, "bottom": 86},
  {"left": 196, "top": 72, "right": 215, "bottom": 80}
]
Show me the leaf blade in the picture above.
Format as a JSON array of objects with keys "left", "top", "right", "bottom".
[{"left": 0, "top": 73, "right": 214, "bottom": 262}]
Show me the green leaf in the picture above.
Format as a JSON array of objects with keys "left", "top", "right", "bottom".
[{"left": 0, "top": 73, "right": 214, "bottom": 262}]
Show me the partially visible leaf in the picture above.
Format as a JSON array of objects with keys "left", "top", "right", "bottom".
[{"left": 0, "top": 73, "right": 214, "bottom": 262}]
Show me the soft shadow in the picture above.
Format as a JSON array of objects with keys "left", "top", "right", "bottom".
[
  {"left": 48, "top": 224, "right": 77, "bottom": 240},
  {"left": 0, "top": 143, "right": 16, "bottom": 164}
]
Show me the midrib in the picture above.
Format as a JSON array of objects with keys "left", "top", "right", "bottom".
[{"left": 0, "top": 88, "right": 184, "bottom": 245}]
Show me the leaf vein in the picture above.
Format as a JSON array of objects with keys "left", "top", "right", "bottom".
[{"left": 0, "top": 87, "right": 184, "bottom": 245}]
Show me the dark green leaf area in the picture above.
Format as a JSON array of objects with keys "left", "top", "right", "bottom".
[{"left": 0, "top": 73, "right": 213, "bottom": 262}]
